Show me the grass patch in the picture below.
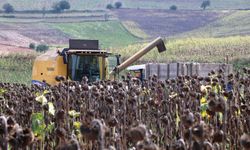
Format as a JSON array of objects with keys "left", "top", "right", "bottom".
[
  {"left": 0, "top": 54, "right": 35, "bottom": 84},
  {"left": 50, "top": 21, "right": 139, "bottom": 48},
  {"left": 233, "top": 58, "right": 250, "bottom": 70}
]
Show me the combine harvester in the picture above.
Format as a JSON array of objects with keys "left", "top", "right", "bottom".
[{"left": 32, "top": 37, "right": 166, "bottom": 85}]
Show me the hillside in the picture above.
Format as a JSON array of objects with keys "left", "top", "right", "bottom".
[
  {"left": 115, "top": 9, "right": 229, "bottom": 38},
  {"left": 1, "top": 9, "right": 250, "bottom": 50},
  {"left": 178, "top": 10, "right": 250, "bottom": 37},
  {"left": 0, "top": 21, "right": 139, "bottom": 51}
]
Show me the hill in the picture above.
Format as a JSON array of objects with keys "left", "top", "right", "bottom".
[
  {"left": 178, "top": 10, "right": 250, "bottom": 37},
  {"left": 0, "top": 20, "right": 139, "bottom": 51},
  {"left": 115, "top": 9, "right": 229, "bottom": 38},
  {"left": 1, "top": 9, "right": 250, "bottom": 50}
]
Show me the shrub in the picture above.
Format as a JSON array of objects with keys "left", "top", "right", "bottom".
[
  {"left": 201, "top": 0, "right": 210, "bottom": 10},
  {"left": 29, "top": 43, "right": 36, "bottom": 49},
  {"left": 36, "top": 44, "right": 49, "bottom": 52},
  {"left": 59, "top": 0, "right": 70, "bottom": 10},
  {"left": 2, "top": 3, "right": 14, "bottom": 13},
  {"left": 106, "top": 4, "right": 113, "bottom": 9},
  {"left": 52, "top": 0, "right": 70, "bottom": 13},
  {"left": 114, "top": 2, "right": 122, "bottom": 9},
  {"left": 169, "top": 5, "right": 177, "bottom": 10}
]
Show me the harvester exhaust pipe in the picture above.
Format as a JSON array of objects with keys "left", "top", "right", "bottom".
[{"left": 110, "top": 37, "right": 166, "bottom": 75}]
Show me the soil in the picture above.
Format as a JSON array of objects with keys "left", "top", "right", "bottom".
[{"left": 0, "top": 23, "right": 70, "bottom": 53}]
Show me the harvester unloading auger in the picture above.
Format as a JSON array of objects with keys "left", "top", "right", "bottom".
[{"left": 32, "top": 37, "right": 166, "bottom": 86}]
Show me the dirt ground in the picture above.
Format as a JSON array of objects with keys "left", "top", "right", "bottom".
[
  {"left": 0, "top": 43, "right": 33, "bottom": 55},
  {"left": 0, "top": 22, "right": 70, "bottom": 53}
]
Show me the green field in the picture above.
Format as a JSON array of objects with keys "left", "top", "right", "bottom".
[
  {"left": 0, "top": 54, "right": 35, "bottom": 84},
  {"left": 50, "top": 21, "right": 139, "bottom": 48},
  {"left": 179, "top": 10, "right": 250, "bottom": 38},
  {"left": 1, "top": 0, "right": 250, "bottom": 10},
  {"left": 115, "top": 36, "right": 250, "bottom": 64}
]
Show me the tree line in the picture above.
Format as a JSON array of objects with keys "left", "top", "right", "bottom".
[
  {"left": 1, "top": 0, "right": 212, "bottom": 13},
  {"left": 1, "top": 1, "right": 124, "bottom": 14}
]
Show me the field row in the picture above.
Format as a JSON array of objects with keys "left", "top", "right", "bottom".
[{"left": 0, "top": 67, "right": 250, "bottom": 149}]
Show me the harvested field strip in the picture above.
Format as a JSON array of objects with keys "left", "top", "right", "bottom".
[
  {"left": 0, "top": 16, "right": 115, "bottom": 23},
  {"left": 121, "top": 21, "right": 149, "bottom": 39},
  {"left": 0, "top": 11, "right": 115, "bottom": 21}
]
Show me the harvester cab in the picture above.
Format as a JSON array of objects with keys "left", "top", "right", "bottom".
[
  {"left": 32, "top": 37, "right": 166, "bottom": 86},
  {"left": 60, "top": 39, "right": 120, "bottom": 82}
]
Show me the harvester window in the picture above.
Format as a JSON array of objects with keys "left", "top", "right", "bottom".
[{"left": 68, "top": 55, "right": 100, "bottom": 82}]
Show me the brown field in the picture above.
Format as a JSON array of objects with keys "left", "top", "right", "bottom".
[
  {"left": 0, "top": 22, "right": 70, "bottom": 52},
  {"left": 115, "top": 9, "right": 231, "bottom": 38},
  {"left": 0, "top": 44, "right": 32, "bottom": 55}
]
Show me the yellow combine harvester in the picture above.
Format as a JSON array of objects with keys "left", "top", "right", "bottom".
[{"left": 32, "top": 37, "right": 166, "bottom": 86}]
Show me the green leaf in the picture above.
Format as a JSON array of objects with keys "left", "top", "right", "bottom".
[
  {"left": 31, "top": 113, "right": 46, "bottom": 139},
  {"left": 0, "top": 88, "right": 7, "bottom": 95},
  {"left": 46, "top": 123, "right": 55, "bottom": 133},
  {"left": 43, "top": 90, "right": 50, "bottom": 95},
  {"left": 35, "top": 92, "right": 40, "bottom": 97},
  {"left": 48, "top": 102, "right": 55, "bottom": 116},
  {"left": 68, "top": 110, "right": 80, "bottom": 117},
  {"left": 200, "top": 103, "right": 208, "bottom": 112}
]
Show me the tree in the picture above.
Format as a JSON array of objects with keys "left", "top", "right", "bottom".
[
  {"left": 36, "top": 44, "right": 49, "bottom": 52},
  {"left": 169, "top": 5, "right": 177, "bottom": 11},
  {"left": 114, "top": 2, "right": 122, "bottom": 9},
  {"left": 106, "top": 4, "right": 113, "bottom": 9},
  {"left": 201, "top": 0, "right": 210, "bottom": 10},
  {"left": 59, "top": 0, "right": 70, "bottom": 10},
  {"left": 52, "top": 0, "right": 70, "bottom": 13},
  {"left": 2, "top": 3, "right": 14, "bottom": 13},
  {"left": 42, "top": 6, "right": 46, "bottom": 17},
  {"left": 29, "top": 43, "right": 36, "bottom": 49}
]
